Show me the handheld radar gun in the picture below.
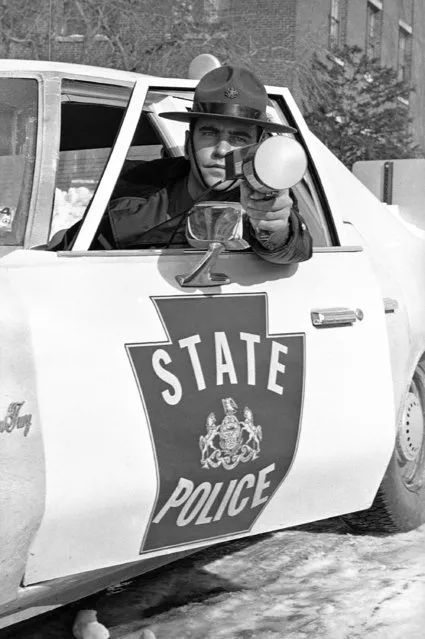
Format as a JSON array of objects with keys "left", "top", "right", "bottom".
[{"left": 224, "top": 136, "right": 308, "bottom": 194}]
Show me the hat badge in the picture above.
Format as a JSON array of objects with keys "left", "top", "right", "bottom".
[{"left": 224, "top": 86, "right": 239, "bottom": 99}]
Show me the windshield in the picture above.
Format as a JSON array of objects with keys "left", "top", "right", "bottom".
[{"left": 0, "top": 78, "right": 38, "bottom": 245}]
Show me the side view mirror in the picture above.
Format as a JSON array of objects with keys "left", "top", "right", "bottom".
[
  {"left": 185, "top": 136, "right": 308, "bottom": 248},
  {"left": 177, "top": 202, "right": 248, "bottom": 287},
  {"left": 176, "top": 136, "right": 308, "bottom": 288},
  {"left": 186, "top": 201, "right": 249, "bottom": 250}
]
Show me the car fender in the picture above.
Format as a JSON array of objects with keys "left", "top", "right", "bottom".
[
  {"left": 0, "top": 267, "right": 45, "bottom": 606},
  {"left": 304, "top": 133, "right": 425, "bottom": 416}
]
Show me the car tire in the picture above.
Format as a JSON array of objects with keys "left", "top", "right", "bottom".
[{"left": 343, "top": 360, "right": 425, "bottom": 534}]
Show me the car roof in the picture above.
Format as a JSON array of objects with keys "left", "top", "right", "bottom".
[
  {"left": 0, "top": 58, "right": 197, "bottom": 88},
  {"left": 0, "top": 59, "right": 290, "bottom": 95}
]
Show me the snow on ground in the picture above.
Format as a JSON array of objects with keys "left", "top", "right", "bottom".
[{"left": 3, "top": 517, "right": 425, "bottom": 639}]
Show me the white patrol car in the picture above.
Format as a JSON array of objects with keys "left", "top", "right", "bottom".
[{"left": 0, "top": 57, "right": 424, "bottom": 628}]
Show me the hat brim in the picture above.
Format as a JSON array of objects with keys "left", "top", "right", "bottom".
[{"left": 159, "top": 110, "right": 296, "bottom": 134}]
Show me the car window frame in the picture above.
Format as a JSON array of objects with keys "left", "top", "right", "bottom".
[
  {"left": 68, "top": 80, "right": 337, "bottom": 253},
  {"left": 0, "top": 73, "right": 43, "bottom": 249},
  {"left": 72, "top": 78, "right": 149, "bottom": 251}
]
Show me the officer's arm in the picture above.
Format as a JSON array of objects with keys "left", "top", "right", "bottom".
[{"left": 246, "top": 201, "right": 312, "bottom": 263}]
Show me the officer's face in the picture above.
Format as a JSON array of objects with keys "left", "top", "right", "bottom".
[{"left": 188, "top": 117, "right": 258, "bottom": 195}]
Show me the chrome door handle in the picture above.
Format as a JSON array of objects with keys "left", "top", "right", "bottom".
[
  {"left": 383, "top": 297, "right": 398, "bottom": 314},
  {"left": 311, "top": 307, "right": 364, "bottom": 327}
]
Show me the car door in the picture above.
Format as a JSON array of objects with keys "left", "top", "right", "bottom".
[
  {"left": 0, "top": 74, "right": 47, "bottom": 605},
  {"left": 13, "top": 78, "right": 396, "bottom": 584}
]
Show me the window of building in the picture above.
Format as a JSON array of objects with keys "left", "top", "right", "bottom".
[
  {"left": 329, "top": 0, "right": 346, "bottom": 51},
  {"left": 203, "top": 0, "right": 227, "bottom": 24},
  {"left": 366, "top": 1, "right": 382, "bottom": 60},
  {"left": 53, "top": 0, "right": 108, "bottom": 42},
  {"left": 57, "top": 0, "right": 86, "bottom": 37},
  {"left": 397, "top": 23, "right": 412, "bottom": 84}
]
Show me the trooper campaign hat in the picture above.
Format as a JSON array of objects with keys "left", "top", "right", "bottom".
[{"left": 160, "top": 65, "right": 296, "bottom": 134}]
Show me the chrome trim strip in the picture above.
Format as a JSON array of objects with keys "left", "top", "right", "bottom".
[{"left": 311, "top": 307, "right": 364, "bottom": 327}]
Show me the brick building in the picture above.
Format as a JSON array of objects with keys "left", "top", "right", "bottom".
[
  {"left": 216, "top": 0, "right": 425, "bottom": 150},
  {"left": 4, "top": 0, "right": 424, "bottom": 148}
]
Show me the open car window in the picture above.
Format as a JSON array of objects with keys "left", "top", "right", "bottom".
[
  {"left": 51, "top": 82, "right": 171, "bottom": 240},
  {"left": 104, "top": 89, "right": 332, "bottom": 250},
  {"left": 51, "top": 84, "right": 332, "bottom": 249},
  {"left": 51, "top": 81, "right": 130, "bottom": 239}
]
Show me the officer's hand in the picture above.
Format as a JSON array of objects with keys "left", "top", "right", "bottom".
[{"left": 240, "top": 182, "right": 293, "bottom": 245}]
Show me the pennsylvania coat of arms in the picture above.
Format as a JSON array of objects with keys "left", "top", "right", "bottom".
[{"left": 199, "top": 397, "right": 262, "bottom": 470}]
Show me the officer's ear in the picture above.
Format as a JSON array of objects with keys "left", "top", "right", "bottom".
[{"left": 184, "top": 130, "right": 190, "bottom": 159}]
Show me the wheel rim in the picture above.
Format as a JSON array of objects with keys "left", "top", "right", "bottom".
[
  {"left": 396, "top": 364, "right": 425, "bottom": 491},
  {"left": 399, "top": 392, "right": 423, "bottom": 461}
]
